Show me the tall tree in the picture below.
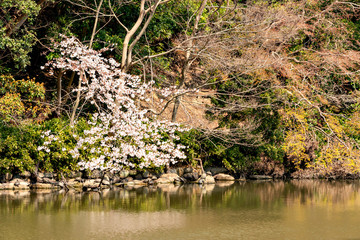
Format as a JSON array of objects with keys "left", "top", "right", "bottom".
[{"left": 0, "top": 0, "right": 53, "bottom": 70}]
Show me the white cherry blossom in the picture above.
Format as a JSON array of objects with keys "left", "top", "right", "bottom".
[{"left": 39, "top": 36, "right": 189, "bottom": 172}]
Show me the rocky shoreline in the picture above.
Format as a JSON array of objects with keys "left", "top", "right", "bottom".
[
  {"left": 0, "top": 167, "right": 245, "bottom": 191},
  {"left": 2, "top": 165, "right": 359, "bottom": 191}
]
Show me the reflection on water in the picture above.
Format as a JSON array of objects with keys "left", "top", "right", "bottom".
[{"left": 1, "top": 180, "right": 360, "bottom": 240}]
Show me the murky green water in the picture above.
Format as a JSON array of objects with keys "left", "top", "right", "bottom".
[{"left": 1, "top": 180, "right": 360, "bottom": 240}]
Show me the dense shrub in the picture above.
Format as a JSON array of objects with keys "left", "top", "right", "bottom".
[
  {"left": 0, "top": 118, "right": 89, "bottom": 174},
  {"left": 0, "top": 75, "right": 48, "bottom": 125}
]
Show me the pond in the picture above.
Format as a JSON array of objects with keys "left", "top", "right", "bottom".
[{"left": 1, "top": 180, "right": 360, "bottom": 240}]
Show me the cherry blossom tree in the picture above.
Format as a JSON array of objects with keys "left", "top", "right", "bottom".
[{"left": 38, "top": 36, "right": 189, "bottom": 172}]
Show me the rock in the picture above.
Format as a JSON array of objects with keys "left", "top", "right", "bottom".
[
  {"left": 183, "top": 172, "right": 199, "bottom": 181},
  {"left": 10, "top": 178, "right": 30, "bottom": 188},
  {"left": 112, "top": 177, "right": 122, "bottom": 184},
  {"left": 14, "top": 185, "right": 31, "bottom": 190},
  {"left": 168, "top": 169, "right": 177, "bottom": 174},
  {"left": 135, "top": 173, "right": 143, "bottom": 180},
  {"left": 10, "top": 178, "right": 23, "bottom": 184},
  {"left": 160, "top": 173, "right": 179, "bottom": 179},
  {"left": 102, "top": 180, "right": 110, "bottom": 185},
  {"left": 248, "top": 175, "right": 272, "bottom": 180},
  {"left": 142, "top": 171, "right": 150, "bottom": 179},
  {"left": 184, "top": 167, "right": 193, "bottom": 174},
  {"left": 103, "top": 174, "right": 111, "bottom": 182},
  {"left": 151, "top": 176, "right": 158, "bottom": 180},
  {"left": 89, "top": 170, "right": 102, "bottom": 179},
  {"left": 17, "top": 182, "right": 30, "bottom": 189},
  {"left": 105, "top": 172, "right": 115, "bottom": 179},
  {"left": 176, "top": 168, "right": 184, "bottom": 177},
  {"left": 36, "top": 176, "right": 43, "bottom": 183},
  {"left": 36, "top": 176, "right": 56, "bottom": 184},
  {"left": 1, "top": 183, "right": 15, "bottom": 190},
  {"left": 206, "top": 171, "right": 212, "bottom": 176},
  {"left": 67, "top": 171, "right": 82, "bottom": 179},
  {"left": 204, "top": 175, "right": 215, "bottom": 184},
  {"left": 83, "top": 179, "right": 98, "bottom": 188},
  {"left": 133, "top": 180, "right": 147, "bottom": 186},
  {"left": 159, "top": 173, "right": 180, "bottom": 182},
  {"left": 42, "top": 178, "right": 57, "bottom": 184},
  {"left": 20, "top": 171, "right": 31, "bottom": 179},
  {"left": 204, "top": 167, "right": 228, "bottom": 175},
  {"left": 155, "top": 173, "right": 181, "bottom": 184},
  {"left": 143, "top": 179, "right": 154, "bottom": 185},
  {"left": 37, "top": 172, "right": 44, "bottom": 178},
  {"left": 155, "top": 178, "right": 172, "bottom": 184},
  {"left": 31, "top": 183, "right": 59, "bottom": 189},
  {"left": 94, "top": 179, "right": 102, "bottom": 184},
  {"left": 201, "top": 173, "right": 207, "bottom": 179},
  {"left": 214, "top": 173, "right": 235, "bottom": 181},
  {"left": 44, "top": 173, "right": 54, "bottom": 179},
  {"left": 119, "top": 170, "right": 129, "bottom": 179},
  {"left": 124, "top": 177, "right": 133, "bottom": 182},
  {"left": 66, "top": 180, "right": 83, "bottom": 188},
  {"left": 174, "top": 177, "right": 183, "bottom": 184},
  {"left": 126, "top": 181, "right": 135, "bottom": 186},
  {"left": 75, "top": 177, "right": 83, "bottom": 182},
  {"left": 129, "top": 170, "right": 137, "bottom": 176}
]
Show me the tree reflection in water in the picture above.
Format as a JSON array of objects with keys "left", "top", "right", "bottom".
[
  {"left": 1, "top": 180, "right": 360, "bottom": 214},
  {"left": 2, "top": 180, "right": 360, "bottom": 240}
]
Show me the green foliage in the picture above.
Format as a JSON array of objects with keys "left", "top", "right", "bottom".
[
  {"left": 0, "top": 122, "right": 41, "bottom": 174},
  {"left": 199, "top": 73, "right": 285, "bottom": 171},
  {"left": 0, "top": 75, "right": 47, "bottom": 124},
  {"left": 0, "top": 0, "right": 42, "bottom": 70},
  {"left": 0, "top": 29, "right": 37, "bottom": 69},
  {"left": 0, "top": 118, "right": 89, "bottom": 174},
  {"left": 0, "top": 93, "right": 25, "bottom": 123},
  {"left": 55, "top": 0, "right": 202, "bottom": 74},
  {"left": 2, "top": 0, "right": 360, "bottom": 176},
  {"left": 178, "top": 124, "right": 284, "bottom": 173},
  {"left": 38, "top": 118, "right": 91, "bottom": 173},
  {"left": 1, "top": 0, "right": 40, "bottom": 17},
  {"left": 0, "top": 75, "right": 45, "bottom": 98}
]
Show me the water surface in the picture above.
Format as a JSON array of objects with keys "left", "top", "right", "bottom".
[{"left": 1, "top": 180, "right": 360, "bottom": 240}]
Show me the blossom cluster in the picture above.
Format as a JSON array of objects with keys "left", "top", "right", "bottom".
[
  {"left": 39, "top": 36, "right": 189, "bottom": 172},
  {"left": 37, "top": 130, "right": 58, "bottom": 153},
  {"left": 156, "top": 85, "right": 198, "bottom": 103}
]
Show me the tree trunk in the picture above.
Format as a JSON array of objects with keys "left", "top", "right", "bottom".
[
  {"left": 5, "top": 0, "right": 47, "bottom": 37},
  {"left": 70, "top": 72, "right": 83, "bottom": 126},
  {"left": 56, "top": 70, "right": 64, "bottom": 116},
  {"left": 70, "top": 0, "right": 102, "bottom": 125},
  {"left": 121, "top": 0, "right": 146, "bottom": 71},
  {"left": 89, "top": 0, "right": 104, "bottom": 47}
]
